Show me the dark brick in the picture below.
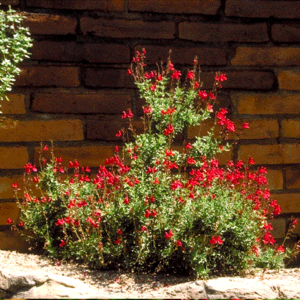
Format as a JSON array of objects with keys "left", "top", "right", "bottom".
[
  {"left": 84, "top": 68, "right": 135, "bottom": 88},
  {"left": 129, "top": 0, "right": 221, "bottom": 15},
  {"left": 23, "top": 13, "right": 77, "bottom": 35},
  {"left": 179, "top": 22, "right": 268, "bottom": 42},
  {"left": 32, "top": 92, "right": 132, "bottom": 114},
  {"left": 81, "top": 17, "right": 175, "bottom": 39},
  {"left": 225, "top": 0, "right": 300, "bottom": 19},
  {"left": 16, "top": 66, "right": 80, "bottom": 87},
  {"left": 83, "top": 44, "right": 130, "bottom": 63},
  {"left": 201, "top": 71, "right": 274, "bottom": 90},
  {"left": 134, "top": 45, "right": 227, "bottom": 66},
  {"left": 26, "top": 0, "right": 107, "bottom": 10},
  {"left": 0, "top": 0, "right": 19, "bottom": 5},
  {"left": 272, "top": 23, "right": 300, "bottom": 42}
]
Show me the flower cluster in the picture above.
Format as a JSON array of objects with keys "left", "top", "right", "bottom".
[{"left": 9, "top": 50, "right": 300, "bottom": 278}]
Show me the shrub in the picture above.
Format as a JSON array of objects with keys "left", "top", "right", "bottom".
[
  {"left": 0, "top": 5, "right": 32, "bottom": 112},
  {"left": 9, "top": 49, "right": 300, "bottom": 278}
]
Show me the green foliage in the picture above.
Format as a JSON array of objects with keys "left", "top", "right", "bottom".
[
  {"left": 0, "top": 5, "right": 32, "bottom": 111},
  {"left": 11, "top": 50, "right": 300, "bottom": 278}
]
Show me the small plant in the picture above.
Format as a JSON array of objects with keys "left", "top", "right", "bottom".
[
  {"left": 0, "top": 5, "right": 32, "bottom": 112},
  {"left": 9, "top": 49, "right": 300, "bottom": 278}
]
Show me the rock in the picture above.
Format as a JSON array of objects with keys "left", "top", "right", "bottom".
[
  {"left": 204, "top": 277, "right": 278, "bottom": 299},
  {"left": 266, "top": 279, "right": 300, "bottom": 299},
  {"left": 0, "top": 269, "right": 100, "bottom": 299}
]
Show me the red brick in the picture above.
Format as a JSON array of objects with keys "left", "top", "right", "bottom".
[
  {"left": 0, "top": 147, "right": 28, "bottom": 169},
  {"left": 87, "top": 120, "right": 144, "bottom": 140},
  {"left": 83, "top": 44, "right": 130, "bottom": 63},
  {"left": 274, "top": 193, "right": 300, "bottom": 214},
  {"left": 32, "top": 92, "right": 132, "bottom": 114},
  {"left": 84, "top": 68, "right": 135, "bottom": 88},
  {"left": 278, "top": 71, "right": 300, "bottom": 90},
  {"left": 286, "top": 169, "right": 300, "bottom": 189},
  {"left": 238, "top": 144, "right": 284, "bottom": 165},
  {"left": 179, "top": 22, "right": 268, "bottom": 42},
  {"left": 134, "top": 45, "right": 227, "bottom": 66},
  {"left": 225, "top": 0, "right": 300, "bottom": 19},
  {"left": 235, "top": 93, "right": 300, "bottom": 115},
  {"left": 23, "top": 14, "right": 77, "bottom": 35},
  {"left": 0, "top": 231, "right": 32, "bottom": 253},
  {"left": 283, "top": 144, "right": 300, "bottom": 164},
  {"left": 81, "top": 17, "right": 175, "bottom": 39},
  {"left": 27, "top": 0, "right": 106, "bottom": 10},
  {"left": 129, "top": 0, "right": 221, "bottom": 14},
  {"left": 202, "top": 71, "right": 274, "bottom": 90},
  {"left": 1, "top": 94, "right": 25, "bottom": 114},
  {"left": 232, "top": 47, "right": 300, "bottom": 66},
  {"left": 34, "top": 145, "right": 114, "bottom": 167},
  {"left": 269, "top": 218, "right": 286, "bottom": 239},
  {"left": 266, "top": 170, "right": 283, "bottom": 190},
  {"left": 16, "top": 66, "right": 80, "bottom": 87},
  {"left": 0, "top": 202, "right": 19, "bottom": 225},
  {"left": 0, "top": 119, "right": 83, "bottom": 142},
  {"left": 0, "top": 175, "right": 22, "bottom": 199},
  {"left": 272, "top": 23, "right": 300, "bottom": 42},
  {"left": 281, "top": 119, "right": 300, "bottom": 138}
]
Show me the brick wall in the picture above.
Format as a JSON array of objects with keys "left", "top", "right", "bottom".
[{"left": 1, "top": 0, "right": 300, "bottom": 252}]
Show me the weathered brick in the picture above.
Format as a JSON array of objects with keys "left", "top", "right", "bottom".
[
  {"left": 283, "top": 144, "right": 300, "bottom": 164},
  {"left": 81, "top": 17, "right": 175, "bottom": 39},
  {"left": 269, "top": 218, "right": 286, "bottom": 239},
  {"left": 16, "top": 66, "right": 80, "bottom": 87},
  {"left": 83, "top": 44, "right": 130, "bottom": 63},
  {"left": 0, "top": 176, "right": 22, "bottom": 199},
  {"left": 84, "top": 68, "right": 135, "bottom": 88},
  {"left": 225, "top": 0, "right": 300, "bottom": 19},
  {"left": 32, "top": 92, "right": 132, "bottom": 114},
  {"left": 1, "top": 94, "right": 25, "bottom": 114},
  {"left": 266, "top": 170, "right": 283, "bottom": 191},
  {"left": 129, "top": 0, "right": 221, "bottom": 14},
  {"left": 87, "top": 120, "right": 144, "bottom": 140},
  {"left": 31, "top": 41, "right": 81, "bottom": 62},
  {"left": 232, "top": 47, "right": 300, "bottom": 66},
  {"left": 32, "top": 41, "right": 130, "bottom": 64},
  {"left": 27, "top": 0, "right": 107, "bottom": 10},
  {"left": 278, "top": 71, "right": 300, "bottom": 90},
  {"left": 282, "top": 119, "right": 300, "bottom": 138},
  {"left": 235, "top": 94, "right": 300, "bottom": 115},
  {"left": 272, "top": 23, "right": 300, "bottom": 42},
  {"left": 0, "top": 231, "right": 31, "bottom": 253},
  {"left": 286, "top": 169, "right": 300, "bottom": 189},
  {"left": 34, "top": 145, "right": 114, "bottom": 167},
  {"left": 274, "top": 193, "right": 300, "bottom": 214},
  {"left": 238, "top": 144, "right": 284, "bottom": 165},
  {"left": 0, "top": 119, "right": 83, "bottom": 142},
  {"left": 202, "top": 71, "right": 274, "bottom": 90},
  {"left": 0, "top": 202, "right": 19, "bottom": 225},
  {"left": 134, "top": 45, "right": 227, "bottom": 66},
  {"left": 0, "top": 0, "right": 19, "bottom": 5},
  {"left": 0, "top": 147, "right": 28, "bottom": 169},
  {"left": 27, "top": 0, "right": 125, "bottom": 11},
  {"left": 23, "top": 14, "right": 77, "bottom": 35},
  {"left": 179, "top": 22, "right": 268, "bottom": 42}
]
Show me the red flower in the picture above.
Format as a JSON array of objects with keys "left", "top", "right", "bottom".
[
  {"left": 176, "top": 239, "right": 182, "bottom": 247},
  {"left": 117, "top": 228, "right": 122, "bottom": 235},
  {"left": 215, "top": 73, "right": 227, "bottom": 82},
  {"left": 141, "top": 226, "right": 147, "bottom": 231},
  {"left": 187, "top": 157, "right": 196, "bottom": 164},
  {"left": 209, "top": 235, "right": 223, "bottom": 245},
  {"left": 55, "top": 218, "right": 64, "bottom": 226},
  {"left": 207, "top": 104, "right": 213, "bottom": 112},
  {"left": 172, "top": 71, "right": 182, "bottom": 80},
  {"left": 18, "top": 221, "right": 24, "bottom": 227},
  {"left": 187, "top": 71, "right": 194, "bottom": 80},
  {"left": 12, "top": 182, "right": 18, "bottom": 188},
  {"left": 153, "top": 178, "right": 160, "bottom": 184},
  {"left": 198, "top": 90, "right": 208, "bottom": 100},
  {"left": 276, "top": 245, "right": 285, "bottom": 252},
  {"left": 43, "top": 145, "right": 48, "bottom": 151},
  {"left": 59, "top": 240, "right": 66, "bottom": 247},
  {"left": 185, "top": 142, "right": 193, "bottom": 149},
  {"left": 116, "top": 130, "right": 122, "bottom": 137},
  {"left": 165, "top": 230, "right": 174, "bottom": 240},
  {"left": 6, "top": 218, "right": 13, "bottom": 224},
  {"left": 152, "top": 209, "right": 157, "bottom": 217},
  {"left": 243, "top": 122, "right": 250, "bottom": 129},
  {"left": 248, "top": 157, "right": 255, "bottom": 165},
  {"left": 145, "top": 209, "right": 151, "bottom": 218},
  {"left": 164, "top": 124, "right": 174, "bottom": 136},
  {"left": 170, "top": 180, "right": 183, "bottom": 190},
  {"left": 114, "top": 238, "right": 121, "bottom": 245},
  {"left": 252, "top": 245, "right": 259, "bottom": 257},
  {"left": 123, "top": 197, "right": 129, "bottom": 204}
]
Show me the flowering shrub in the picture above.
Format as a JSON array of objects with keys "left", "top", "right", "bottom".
[{"left": 10, "top": 49, "right": 300, "bottom": 278}]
